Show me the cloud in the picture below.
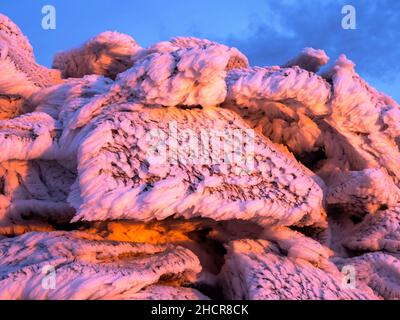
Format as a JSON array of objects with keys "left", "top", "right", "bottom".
[{"left": 223, "top": 0, "right": 400, "bottom": 98}]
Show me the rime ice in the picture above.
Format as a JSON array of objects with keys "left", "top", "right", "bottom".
[{"left": 0, "top": 14, "right": 399, "bottom": 300}]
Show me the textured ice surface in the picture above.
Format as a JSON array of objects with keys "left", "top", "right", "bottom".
[
  {"left": 0, "top": 14, "right": 61, "bottom": 119},
  {"left": 222, "top": 64, "right": 331, "bottom": 161},
  {"left": 0, "top": 112, "right": 61, "bottom": 162},
  {"left": 319, "top": 55, "right": 400, "bottom": 185},
  {"left": 219, "top": 239, "right": 377, "bottom": 300},
  {"left": 0, "top": 13, "right": 399, "bottom": 300},
  {"left": 0, "top": 231, "right": 202, "bottom": 299},
  {"left": 282, "top": 47, "right": 329, "bottom": 73},
  {"left": 53, "top": 31, "right": 142, "bottom": 79},
  {"left": 326, "top": 168, "right": 400, "bottom": 216},
  {"left": 0, "top": 160, "right": 75, "bottom": 226},
  {"left": 70, "top": 104, "right": 325, "bottom": 227},
  {"left": 343, "top": 206, "right": 400, "bottom": 253}
]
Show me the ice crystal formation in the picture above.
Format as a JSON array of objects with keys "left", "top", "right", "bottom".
[{"left": 0, "top": 14, "right": 399, "bottom": 300}]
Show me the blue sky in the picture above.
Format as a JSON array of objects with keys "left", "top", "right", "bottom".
[{"left": 2, "top": 0, "right": 399, "bottom": 101}]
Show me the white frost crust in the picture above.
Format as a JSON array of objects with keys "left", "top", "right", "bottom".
[
  {"left": 282, "top": 47, "right": 329, "bottom": 73},
  {"left": 0, "top": 14, "right": 33, "bottom": 55},
  {"left": 29, "top": 75, "right": 113, "bottom": 119},
  {"left": 0, "top": 231, "right": 202, "bottom": 300},
  {"left": 219, "top": 239, "right": 377, "bottom": 300},
  {"left": 0, "top": 110, "right": 75, "bottom": 231},
  {"left": 225, "top": 65, "right": 331, "bottom": 117},
  {"left": 67, "top": 37, "right": 248, "bottom": 130},
  {"left": 53, "top": 31, "right": 142, "bottom": 79},
  {"left": 0, "top": 160, "right": 75, "bottom": 228},
  {"left": 0, "top": 57, "right": 38, "bottom": 119},
  {"left": 336, "top": 252, "right": 400, "bottom": 300},
  {"left": 125, "top": 285, "right": 209, "bottom": 300},
  {"left": 326, "top": 168, "right": 400, "bottom": 216},
  {"left": 322, "top": 55, "right": 400, "bottom": 184},
  {"left": 260, "top": 226, "right": 336, "bottom": 272},
  {"left": 0, "top": 112, "right": 61, "bottom": 162},
  {"left": 0, "top": 14, "right": 61, "bottom": 89},
  {"left": 137, "top": 37, "right": 249, "bottom": 71},
  {"left": 223, "top": 65, "right": 331, "bottom": 158},
  {"left": 70, "top": 104, "right": 325, "bottom": 228},
  {"left": 25, "top": 76, "right": 113, "bottom": 167},
  {"left": 343, "top": 206, "right": 400, "bottom": 253},
  {"left": 0, "top": 14, "right": 61, "bottom": 119}
]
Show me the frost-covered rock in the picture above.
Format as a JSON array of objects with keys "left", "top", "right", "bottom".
[
  {"left": 326, "top": 168, "right": 400, "bottom": 216},
  {"left": 0, "top": 14, "right": 399, "bottom": 300},
  {"left": 28, "top": 75, "right": 112, "bottom": 119},
  {"left": 282, "top": 47, "right": 329, "bottom": 73},
  {"left": 53, "top": 31, "right": 142, "bottom": 79},
  {"left": 320, "top": 55, "right": 400, "bottom": 185},
  {"left": 219, "top": 239, "right": 378, "bottom": 300},
  {"left": 343, "top": 206, "right": 400, "bottom": 253},
  {"left": 223, "top": 65, "right": 331, "bottom": 160},
  {"left": 0, "top": 159, "right": 75, "bottom": 237},
  {"left": 0, "top": 112, "right": 61, "bottom": 162},
  {"left": 225, "top": 101, "right": 325, "bottom": 159},
  {"left": 70, "top": 104, "right": 325, "bottom": 227},
  {"left": 0, "top": 231, "right": 202, "bottom": 299},
  {"left": 0, "top": 14, "right": 61, "bottom": 119},
  {"left": 259, "top": 226, "right": 335, "bottom": 272},
  {"left": 23, "top": 76, "right": 113, "bottom": 167},
  {"left": 336, "top": 252, "right": 400, "bottom": 300},
  {"left": 124, "top": 285, "right": 209, "bottom": 300},
  {"left": 225, "top": 65, "right": 331, "bottom": 117},
  {"left": 66, "top": 37, "right": 248, "bottom": 129},
  {"left": 133, "top": 37, "right": 249, "bottom": 72}
]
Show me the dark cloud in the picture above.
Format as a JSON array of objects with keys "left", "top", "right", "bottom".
[{"left": 223, "top": 0, "right": 400, "bottom": 83}]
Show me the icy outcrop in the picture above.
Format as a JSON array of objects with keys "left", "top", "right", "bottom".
[
  {"left": 320, "top": 55, "right": 400, "bottom": 185},
  {"left": 225, "top": 100, "right": 325, "bottom": 159},
  {"left": 0, "top": 160, "right": 75, "bottom": 224},
  {"left": 66, "top": 37, "right": 249, "bottom": 129},
  {"left": 70, "top": 104, "right": 325, "bottom": 227},
  {"left": 0, "top": 112, "right": 61, "bottom": 162},
  {"left": 125, "top": 285, "right": 209, "bottom": 300},
  {"left": 343, "top": 206, "right": 400, "bottom": 253},
  {"left": 219, "top": 239, "right": 377, "bottom": 300},
  {"left": 0, "top": 231, "right": 202, "bottom": 299},
  {"left": 0, "top": 14, "right": 61, "bottom": 88},
  {"left": 53, "top": 31, "right": 142, "bottom": 79},
  {"left": 259, "top": 226, "right": 335, "bottom": 271},
  {"left": 336, "top": 252, "right": 400, "bottom": 300},
  {"left": 326, "top": 168, "right": 400, "bottom": 216},
  {"left": 79, "top": 217, "right": 265, "bottom": 292},
  {"left": 225, "top": 65, "right": 331, "bottom": 117},
  {"left": 223, "top": 65, "right": 331, "bottom": 160},
  {"left": 1, "top": 14, "right": 400, "bottom": 300},
  {"left": 134, "top": 37, "right": 249, "bottom": 72},
  {"left": 0, "top": 112, "right": 74, "bottom": 234},
  {"left": 28, "top": 75, "right": 112, "bottom": 119},
  {"left": 0, "top": 14, "right": 61, "bottom": 119}
]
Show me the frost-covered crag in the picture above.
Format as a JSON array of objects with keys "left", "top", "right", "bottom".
[{"left": 0, "top": 14, "right": 399, "bottom": 300}]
